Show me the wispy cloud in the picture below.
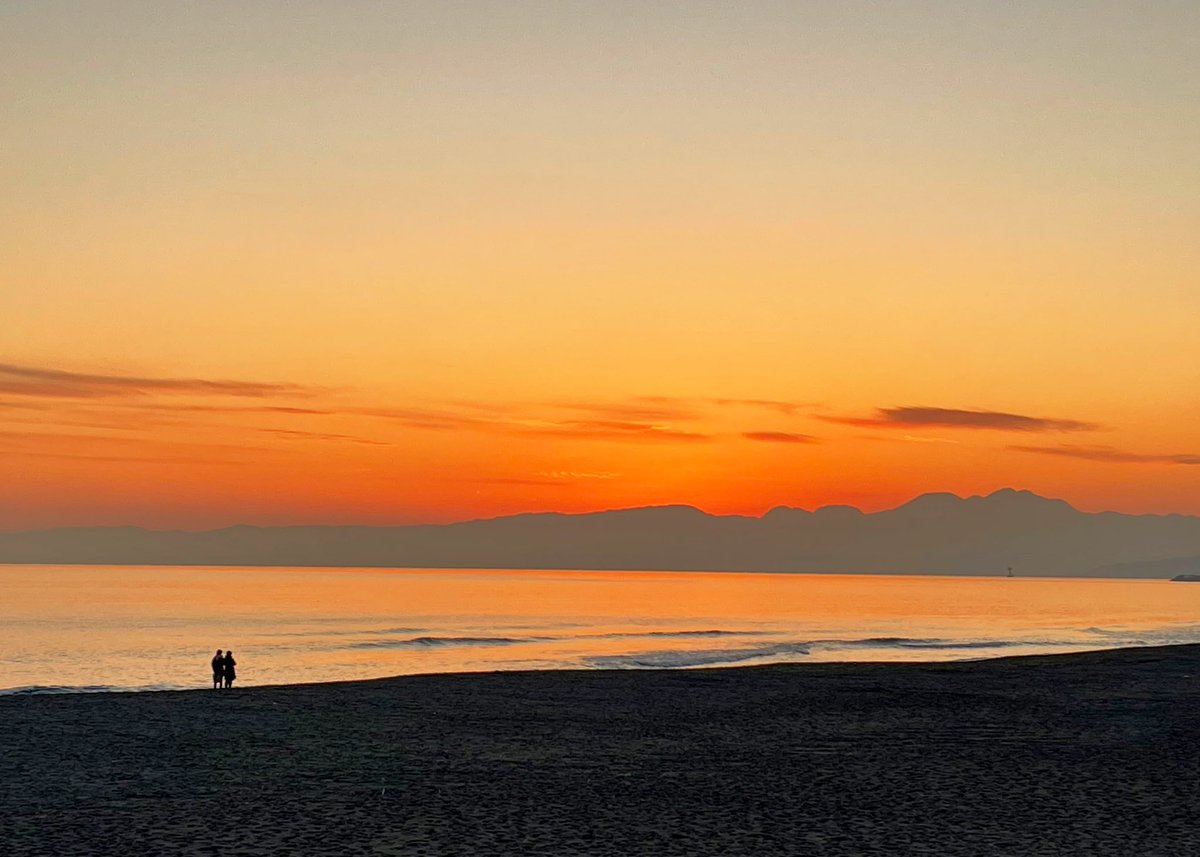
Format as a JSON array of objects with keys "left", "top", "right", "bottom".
[
  {"left": 741, "top": 431, "right": 818, "bottom": 444},
  {"left": 5, "top": 393, "right": 710, "bottom": 446},
  {"left": 471, "top": 471, "right": 619, "bottom": 487},
  {"left": 820, "top": 406, "right": 1100, "bottom": 433},
  {"left": 523, "top": 419, "right": 709, "bottom": 442},
  {"left": 346, "top": 405, "right": 487, "bottom": 431},
  {"left": 136, "top": 403, "right": 336, "bottom": 415},
  {"left": 901, "top": 434, "right": 960, "bottom": 444},
  {"left": 10, "top": 451, "right": 247, "bottom": 465},
  {"left": 4, "top": 366, "right": 812, "bottom": 447},
  {"left": 0, "top": 363, "right": 315, "bottom": 399},
  {"left": 0, "top": 428, "right": 267, "bottom": 457},
  {"left": 711, "top": 398, "right": 817, "bottom": 416},
  {"left": 0, "top": 399, "right": 52, "bottom": 411},
  {"left": 473, "top": 476, "right": 576, "bottom": 487},
  {"left": 549, "top": 399, "right": 702, "bottom": 421},
  {"left": 255, "top": 427, "right": 392, "bottom": 446},
  {"left": 358, "top": 404, "right": 710, "bottom": 442},
  {"left": 633, "top": 395, "right": 818, "bottom": 416},
  {"left": 1011, "top": 444, "right": 1200, "bottom": 465},
  {"left": 535, "top": 471, "right": 619, "bottom": 480}
]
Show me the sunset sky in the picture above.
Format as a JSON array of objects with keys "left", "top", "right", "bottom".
[{"left": 3, "top": 2, "right": 1198, "bottom": 530}]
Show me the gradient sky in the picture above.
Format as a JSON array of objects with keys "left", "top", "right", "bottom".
[{"left": 3, "top": 2, "right": 1199, "bottom": 530}]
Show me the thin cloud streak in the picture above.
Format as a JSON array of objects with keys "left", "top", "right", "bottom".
[
  {"left": 0, "top": 363, "right": 315, "bottom": 399},
  {"left": 523, "top": 420, "right": 709, "bottom": 442},
  {"left": 10, "top": 451, "right": 247, "bottom": 465},
  {"left": 901, "top": 435, "right": 960, "bottom": 444},
  {"left": 550, "top": 400, "right": 702, "bottom": 421},
  {"left": 0, "top": 428, "right": 268, "bottom": 455},
  {"left": 535, "top": 471, "right": 618, "bottom": 480},
  {"left": 741, "top": 431, "right": 818, "bottom": 444},
  {"left": 5, "top": 394, "right": 711, "bottom": 446},
  {"left": 6, "top": 369, "right": 806, "bottom": 447},
  {"left": 348, "top": 406, "right": 709, "bottom": 442},
  {"left": 820, "top": 406, "right": 1100, "bottom": 433},
  {"left": 1012, "top": 445, "right": 1200, "bottom": 465},
  {"left": 475, "top": 471, "right": 619, "bottom": 487},
  {"left": 350, "top": 405, "right": 491, "bottom": 431},
  {"left": 473, "top": 477, "right": 576, "bottom": 487},
  {"left": 255, "top": 428, "right": 392, "bottom": 446},
  {"left": 137, "top": 403, "right": 336, "bottom": 415},
  {"left": 636, "top": 395, "right": 819, "bottom": 416},
  {"left": 711, "top": 398, "right": 818, "bottom": 416}
]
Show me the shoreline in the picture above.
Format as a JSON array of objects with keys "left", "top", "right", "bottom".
[
  {"left": 6, "top": 643, "right": 1200, "bottom": 855},
  {"left": 0, "top": 640, "right": 1163, "bottom": 698}
]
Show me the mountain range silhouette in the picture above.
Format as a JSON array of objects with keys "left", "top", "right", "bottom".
[{"left": 3, "top": 489, "right": 1200, "bottom": 578}]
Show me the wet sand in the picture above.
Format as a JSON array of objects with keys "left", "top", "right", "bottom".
[{"left": 4, "top": 645, "right": 1200, "bottom": 856}]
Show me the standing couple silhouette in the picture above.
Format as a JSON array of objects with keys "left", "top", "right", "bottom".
[{"left": 210, "top": 649, "right": 237, "bottom": 689}]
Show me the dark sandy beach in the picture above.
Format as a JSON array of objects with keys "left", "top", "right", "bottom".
[{"left": 4, "top": 645, "right": 1200, "bottom": 856}]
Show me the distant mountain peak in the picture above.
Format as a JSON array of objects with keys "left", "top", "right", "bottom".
[
  {"left": 590, "top": 504, "right": 708, "bottom": 518},
  {"left": 888, "top": 488, "right": 1077, "bottom": 518},
  {"left": 763, "top": 505, "right": 807, "bottom": 520},
  {"left": 893, "top": 492, "right": 964, "bottom": 513},
  {"left": 983, "top": 487, "right": 1041, "bottom": 501},
  {"left": 812, "top": 504, "right": 864, "bottom": 517},
  {"left": 977, "top": 488, "right": 1077, "bottom": 512}
]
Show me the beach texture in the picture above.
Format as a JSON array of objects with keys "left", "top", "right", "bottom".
[{"left": 4, "top": 645, "right": 1200, "bottom": 855}]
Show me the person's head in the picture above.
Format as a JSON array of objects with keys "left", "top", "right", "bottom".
[
  {"left": 226, "top": 650, "right": 234, "bottom": 657},
  {"left": 215, "top": 649, "right": 222, "bottom": 656}
]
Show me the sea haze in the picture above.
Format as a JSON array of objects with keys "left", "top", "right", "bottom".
[{"left": 4, "top": 565, "right": 1200, "bottom": 694}]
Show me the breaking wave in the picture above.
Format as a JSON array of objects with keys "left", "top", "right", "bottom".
[
  {"left": 346, "top": 629, "right": 766, "bottom": 649},
  {"left": 584, "top": 636, "right": 1077, "bottom": 670},
  {"left": 0, "top": 683, "right": 187, "bottom": 696},
  {"left": 349, "top": 636, "right": 544, "bottom": 649},
  {"left": 827, "top": 637, "right": 1025, "bottom": 650},
  {"left": 587, "top": 643, "right": 814, "bottom": 669}
]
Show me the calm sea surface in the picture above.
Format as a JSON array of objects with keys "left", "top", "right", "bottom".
[{"left": 3, "top": 565, "right": 1200, "bottom": 694}]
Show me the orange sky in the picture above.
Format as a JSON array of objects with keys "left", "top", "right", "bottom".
[{"left": 3, "top": 3, "right": 1198, "bottom": 529}]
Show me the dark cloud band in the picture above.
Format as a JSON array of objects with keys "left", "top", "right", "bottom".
[{"left": 821, "top": 406, "right": 1100, "bottom": 433}]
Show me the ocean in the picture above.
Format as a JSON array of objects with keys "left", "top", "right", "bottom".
[{"left": 3, "top": 564, "right": 1199, "bottom": 693}]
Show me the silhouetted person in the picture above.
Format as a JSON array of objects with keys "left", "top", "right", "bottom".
[
  {"left": 211, "top": 649, "right": 223, "bottom": 690},
  {"left": 223, "top": 651, "right": 237, "bottom": 689}
]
